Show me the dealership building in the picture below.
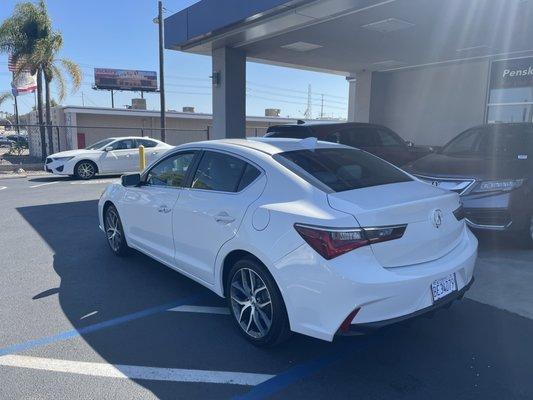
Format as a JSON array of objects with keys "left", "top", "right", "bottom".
[
  {"left": 21, "top": 106, "right": 297, "bottom": 157},
  {"left": 164, "top": 0, "right": 533, "bottom": 146}
]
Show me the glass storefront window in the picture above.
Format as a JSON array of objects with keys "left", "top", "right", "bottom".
[
  {"left": 487, "top": 104, "right": 533, "bottom": 123},
  {"left": 489, "top": 87, "right": 533, "bottom": 104},
  {"left": 487, "top": 58, "right": 533, "bottom": 123}
]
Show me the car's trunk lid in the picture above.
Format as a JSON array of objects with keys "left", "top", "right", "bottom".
[{"left": 328, "top": 181, "right": 464, "bottom": 268}]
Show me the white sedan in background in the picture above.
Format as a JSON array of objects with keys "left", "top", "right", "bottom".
[
  {"left": 98, "top": 138, "right": 477, "bottom": 346},
  {"left": 45, "top": 137, "right": 172, "bottom": 179}
]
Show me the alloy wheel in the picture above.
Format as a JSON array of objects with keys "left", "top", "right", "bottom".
[
  {"left": 78, "top": 162, "right": 95, "bottom": 179},
  {"left": 105, "top": 208, "right": 122, "bottom": 252},
  {"left": 230, "top": 267, "right": 273, "bottom": 339}
]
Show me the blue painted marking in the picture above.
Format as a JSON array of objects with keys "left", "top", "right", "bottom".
[
  {"left": 0, "top": 294, "right": 203, "bottom": 357},
  {"left": 233, "top": 343, "right": 359, "bottom": 400}
]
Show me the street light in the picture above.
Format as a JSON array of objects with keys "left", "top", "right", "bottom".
[{"left": 153, "top": 1, "right": 166, "bottom": 142}]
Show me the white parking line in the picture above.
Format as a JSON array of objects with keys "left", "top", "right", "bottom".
[
  {"left": 168, "top": 305, "right": 231, "bottom": 315},
  {"left": 0, "top": 355, "right": 273, "bottom": 386},
  {"left": 70, "top": 179, "right": 118, "bottom": 185},
  {"left": 29, "top": 181, "right": 59, "bottom": 188}
]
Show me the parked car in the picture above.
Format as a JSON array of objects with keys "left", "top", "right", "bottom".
[
  {"left": 265, "top": 122, "right": 433, "bottom": 166},
  {"left": 0, "top": 136, "right": 14, "bottom": 148},
  {"left": 99, "top": 138, "right": 477, "bottom": 346},
  {"left": 404, "top": 123, "right": 533, "bottom": 246},
  {"left": 6, "top": 134, "right": 28, "bottom": 147},
  {"left": 45, "top": 137, "right": 173, "bottom": 179}
]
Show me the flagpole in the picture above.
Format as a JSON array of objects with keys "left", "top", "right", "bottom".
[{"left": 12, "top": 71, "right": 20, "bottom": 134}]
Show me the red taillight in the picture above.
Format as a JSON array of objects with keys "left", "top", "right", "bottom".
[
  {"left": 339, "top": 307, "right": 361, "bottom": 333},
  {"left": 294, "top": 223, "right": 407, "bottom": 260}
]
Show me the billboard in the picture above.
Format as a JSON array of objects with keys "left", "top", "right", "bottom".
[{"left": 94, "top": 68, "right": 158, "bottom": 91}]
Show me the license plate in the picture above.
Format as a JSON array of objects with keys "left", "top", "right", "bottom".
[{"left": 431, "top": 273, "right": 457, "bottom": 302}]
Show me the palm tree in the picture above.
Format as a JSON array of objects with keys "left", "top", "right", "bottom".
[
  {"left": 20, "top": 3, "right": 82, "bottom": 154},
  {"left": 40, "top": 35, "right": 82, "bottom": 154},
  {"left": 0, "top": 1, "right": 51, "bottom": 160},
  {"left": 0, "top": 1, "right": 81, "bottom": 158}
]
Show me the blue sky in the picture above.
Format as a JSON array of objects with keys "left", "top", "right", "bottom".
[{"left": 0, "top": 0, "right": 348, "bottom": 119}]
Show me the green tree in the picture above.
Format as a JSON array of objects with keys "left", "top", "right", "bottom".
[
  {"left": 0, "top": 0, "right": 50, "bottom": 160},
  {"left": 0, "top": 1, "right": 82, "bottom": 158}
]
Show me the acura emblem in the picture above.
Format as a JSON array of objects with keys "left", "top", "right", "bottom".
[{"left": 431, "top": 209, "right": 443, "bottom": 228}]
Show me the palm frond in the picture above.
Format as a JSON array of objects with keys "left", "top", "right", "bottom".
[
  {"left": 50, "top": 63, "right": 66, "bottom": 101},
  {"left": 60, "top": 58, "right": 82, "bottom": 93},
  {"left": 0, "top": 92, "right": 13, "bottom": 107}
]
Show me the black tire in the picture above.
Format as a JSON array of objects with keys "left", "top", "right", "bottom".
[
  {"left": 226, "top": 257, "right": 291, "bottom": 347},
  {"left": 104, "top": 204, "right": 130, "bottom": 256},
  {"left": 74, "top": 160, "right": 97, "bottom": 180}
]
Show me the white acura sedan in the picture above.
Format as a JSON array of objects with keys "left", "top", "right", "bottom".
[
  {"left": 45, "top": 136, "right": 172, "bottom": 179},
  {"left": 98, "top": 138, "right": 477, "bottom": 346}
]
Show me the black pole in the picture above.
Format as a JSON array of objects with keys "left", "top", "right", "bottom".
[
  {"left": 158, "top": 0, "right": 166, "bottom": 142},
  {"left": 111, "top": 89, "right": 115, "bottom": 108},
  {"left": 13, "top": 94, "right": 20, "bottom": 135},
  {"left": 45, "top": 77, "right": 54, "bottom": 154},
  {"left": 36, "top": 68, "right": 46, "bottom": 161}
]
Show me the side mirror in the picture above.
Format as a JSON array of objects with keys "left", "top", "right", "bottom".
[
  {"left": 105, "top": 146, "right": 114, "bottom": 152},
  {"left": 121, "top": 173, "right": 141, "bottom": 187},
  {"left": 405, "top": 140, "right": 414, "bottom": 148}
]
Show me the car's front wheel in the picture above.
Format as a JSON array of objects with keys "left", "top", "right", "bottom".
[
  {"left": 104, "top": 204, "right": 130, "bottom": 256},
  {"left": 226, "top": 257, "right": 291, "bottom": 347},
  {"left": 74, "top": 160, "right": 97, "bottom": 180}
]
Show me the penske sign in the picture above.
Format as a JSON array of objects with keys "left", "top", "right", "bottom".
[{"left": 491, "top": 57, "right": 533, "bottom": 89}]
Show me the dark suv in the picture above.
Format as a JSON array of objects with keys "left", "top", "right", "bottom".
[
  {"left": 405, "top": 123, "right": 532, "bottom": 246},
  {"left": 265, "top": 122, "right": 432, "bottom": 166}
]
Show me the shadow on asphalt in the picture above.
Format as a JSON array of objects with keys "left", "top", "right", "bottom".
[
  {"left": 27, "top": 174, "right": 122, "bottom": 183},
  {"left": 15, "top": 201, "right": 533, "bottom": 399},
  {"left": 27, "top": 176, "right": 75, "bottom": 183}
]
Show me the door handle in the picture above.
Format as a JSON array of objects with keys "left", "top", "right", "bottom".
[
  {"left": 157, "top": 205, "right": 171, "bottom": 214},
  {"left": 214, "top": 212, "right": 235, "bottom": 224}
]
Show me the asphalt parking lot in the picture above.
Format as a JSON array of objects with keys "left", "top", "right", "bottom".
[{"left": 1, "top": 175, "right": 532, "bottom": 399}]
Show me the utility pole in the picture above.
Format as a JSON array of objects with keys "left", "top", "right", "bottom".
[
  {"left": 157, "top": 0, "right": 166, "bottom": 142},
  {"left": 81, "top": 91, "right": 85, "bottom": 107},
  {"left": 320, "top": 94, "right": 324, "bottom": 119}
]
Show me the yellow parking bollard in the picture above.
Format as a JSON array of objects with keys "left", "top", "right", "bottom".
[{"left": 138, "top": 145, "right": 146, "bottom": 171}]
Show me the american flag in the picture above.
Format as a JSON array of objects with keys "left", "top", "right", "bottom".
[
  {"left": 8, "top": 55, "right": 37, "bottom": 95},
  {"left": 8, "top": 55, "right": 29, "bottom": 73}
]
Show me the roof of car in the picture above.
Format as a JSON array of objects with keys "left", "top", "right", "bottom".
[
  {"left": 181, "top": 137, "right": 346, "bottom": 156},
  {"left": 267, "top": 121, "right": 379, "bottom": 129},
  {"left": 106, "top": 136, "right": 162, "bottom": 141}
]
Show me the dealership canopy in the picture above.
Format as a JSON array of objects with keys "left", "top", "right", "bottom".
[{"left": 164, "top": 0, "right": 533, "bottom": 144}]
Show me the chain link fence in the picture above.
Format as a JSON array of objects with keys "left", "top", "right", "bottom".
[{"left": 1, "top": 124, "right": 211, "bottom": 160}]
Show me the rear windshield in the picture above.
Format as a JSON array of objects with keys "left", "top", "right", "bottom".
[{"left": 274, "top": 148, "right": 412, "bottom": 193}]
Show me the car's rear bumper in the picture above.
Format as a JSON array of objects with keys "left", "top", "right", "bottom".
[
  {"left": 273, "top": 225, "right": 477, "bottom": 342},
  {"left": 340, "top": 276, "right": 474, "bottom": 335}
]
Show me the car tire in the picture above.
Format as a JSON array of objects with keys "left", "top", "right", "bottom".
[
  {"left": 226, "top": 257, "right": 291, "bottom": 347},
  {"left": 104, "top": 204, "right": 130, "bottom": 257},
  {"left": 74, "top": 160, "right": 97, "bottom": 180}
]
